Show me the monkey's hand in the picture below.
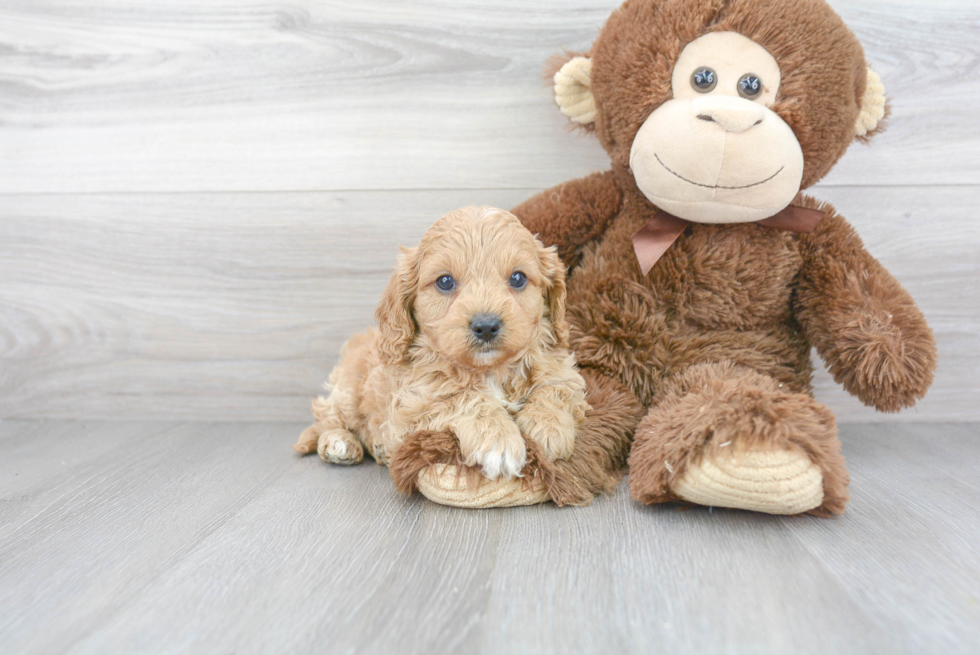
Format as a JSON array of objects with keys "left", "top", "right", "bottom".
[
  {"left": 815, "top": 271, "right": 936, "bottom": 412},
  {"left": 795, "top": 208, "right": 937, "bottom": 412},
  {"left": 512, "top": 171, "right": 623, "bottom": 270}
]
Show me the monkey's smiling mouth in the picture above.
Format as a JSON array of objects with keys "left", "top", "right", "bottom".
[{"left": 655, "top": 153, "right": 784, "bottom": 190}]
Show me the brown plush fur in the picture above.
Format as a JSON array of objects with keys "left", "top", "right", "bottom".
[
  {"left": 294, "top": 206, "right": 590, "bottom": 483},
  {"left": 628, "top": 361, "right": 848, "bottom": 516},
  {"left": 512, "top": 0, "right": 937, "bottom": 515}
]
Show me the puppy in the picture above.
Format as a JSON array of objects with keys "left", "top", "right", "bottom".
[{"left": 293, "top": 206, "right": 588, "bottom": 480}]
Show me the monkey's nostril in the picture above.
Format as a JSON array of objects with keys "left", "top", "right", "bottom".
[
  {"left": 470, "top": 313, "right": 502, "bottom": 343},
  {"left": 697, "top": 114, "right": 715, "bottom": 122}
]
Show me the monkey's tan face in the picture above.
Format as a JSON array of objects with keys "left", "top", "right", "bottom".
[{"left": 629, "top": 32, "right": 805, "bottom": 223}]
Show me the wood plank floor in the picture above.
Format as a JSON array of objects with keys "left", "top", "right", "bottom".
[{"left": 1, "top": 421, "right": 977, "bottom": 654}]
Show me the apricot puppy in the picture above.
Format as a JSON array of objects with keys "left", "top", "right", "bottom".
[{"left": 293, "top": 206, "right": 588, "bottom": 482}]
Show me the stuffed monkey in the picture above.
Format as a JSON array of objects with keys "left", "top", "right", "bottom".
[
  {"left": 393, "top": 0, "right": 936, "bottom": 513},
  {"left": 507, "top": 0, "right": 936, "bottom": 515}
]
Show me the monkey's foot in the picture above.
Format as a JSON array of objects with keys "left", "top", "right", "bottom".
[
  {"left": 670, "top": 446, "right": 824, "bottom": 515},
  {"left": 629, "top": 361, "right": 849, "bottom": 516}
]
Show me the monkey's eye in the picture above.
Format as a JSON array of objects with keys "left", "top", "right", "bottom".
[
  {"left": 509, "top": 271, "right": 528, "bottom": 290},
  {"left": 435, "top": 274, "right": 456, "bottom": 292},
  {"left": 690, "top": 67, "right": 717, "bottom": 93},
  {"left": 737, "top": 74, "right": 763, "bottom": 99}
]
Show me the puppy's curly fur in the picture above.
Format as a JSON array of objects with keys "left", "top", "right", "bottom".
[{"left": 294, "top": 206, "right": 589, "bottom": 483}]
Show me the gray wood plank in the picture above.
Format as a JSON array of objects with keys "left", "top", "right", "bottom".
[
  {"left": 784, "top": 423, "right": 980, "bottom": 654},
  {"left": 0, "top": 421, "right": 179, "bottom": 535},
  {"left": 0, "top": 0, "right": 977, "bottom": 193},
  {"left": 0, "top": 420, "right": 299, "bottom": 654},
  {"left": 1, "top": 186, "right": 976, "bottom": 422},
  {"left": 0, "top": 421, "right": 976, "bottom": 654},
  {"left": 481, "top": 489, "right": 907, "bottom": 654},
  {"left": 67, "top": 459, "right": 496, "bottom": 655}
]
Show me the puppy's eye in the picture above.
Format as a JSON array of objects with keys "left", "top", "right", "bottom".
[
  {"left": 737, "top": 74, "right": 763, "bottom": 99},
  {"left": 691, "top": 67, "right": 717, "bottom": 93},
  {"left": 435, "top": 274, "right": 455, "bottom": 292},
  {"left": 509, "top": 271, "right": 528, "bottom": 290}
]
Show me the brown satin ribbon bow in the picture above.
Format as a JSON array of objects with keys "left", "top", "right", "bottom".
[{"left": 631, "top": 204, "right": 825, "bottom": 275}]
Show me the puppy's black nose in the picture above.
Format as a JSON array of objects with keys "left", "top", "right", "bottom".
[{"left": 470, "top": 314, "right": 502, "bottom": 343}]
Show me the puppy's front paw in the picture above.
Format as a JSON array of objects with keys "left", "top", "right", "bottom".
[
  {"left": 458, "top": 420, "right": 526, "bottom": 480},
  {"left": 317, "top": 429, "right": 364, "bottom": 465},
  {"left": 516, "top": 410, "right": 575, "bottom": 461},
  {"left": 477, "top": 441, "right": 527, "bottom": 480}
]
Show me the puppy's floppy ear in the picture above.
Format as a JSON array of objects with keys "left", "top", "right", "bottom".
[
  {"left": 537, "top": 242, "right": 570, "bottom": 349},
  {"left": 375, "top": 246, "right": 420, "bottom": 365}
]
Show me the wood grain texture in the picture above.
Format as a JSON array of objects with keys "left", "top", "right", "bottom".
[
  {"left": 0, "top": 0, "right": 978, "bottom": 193},
  {"left": 0, "top": 421, "right": 297, "bottom": 653},
  {"left": 1, "top": 186, "right": 976, "bottom": 422},
  {"left": 0, "top": 0, "right": 977, "bottom": 422},
  {"left": 0, "top": 420, "right": 977, "bottom": 654}
]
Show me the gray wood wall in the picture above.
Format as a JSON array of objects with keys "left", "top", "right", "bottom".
[{"left": 1, "top": 0, "right": 977, "bottom": 422}]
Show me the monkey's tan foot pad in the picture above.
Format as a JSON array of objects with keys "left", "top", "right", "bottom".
[
  {"left": 416, "top": 464, "right": 550, "bottom": 508},
  {"left": 670, "top": 446, "right": 823, "bottom": 515}
]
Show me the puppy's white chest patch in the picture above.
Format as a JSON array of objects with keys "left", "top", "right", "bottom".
[{"left": 486, "top": 376, "right": 525, "bottom": 414}]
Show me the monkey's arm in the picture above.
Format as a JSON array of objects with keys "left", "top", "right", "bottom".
[
  {"left": 512, "top": 170, "right": 623, "bottom": 270},
  {"left": 793, "top": 202, "right": 937, "bottom": 412}
]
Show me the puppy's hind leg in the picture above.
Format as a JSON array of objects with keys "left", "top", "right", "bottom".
[
  {"left": 295, "top": 329, "right": 375, "bottom": 464},
  {"left": 293, "top": 423, "right": 324, "bottom": 455},
  {"left": 317, "top": 429, "right": 364, "bottom": 465},
  {"left": 293, "top": 420, "right": 364, "bottom": 465},
  {"left": 293, "top": 393, "right": 364, "bottom": 465}
]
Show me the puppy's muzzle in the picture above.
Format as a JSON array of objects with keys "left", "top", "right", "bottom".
[{"left": 470, "top": 313, "right": 502, "bottom": 343}]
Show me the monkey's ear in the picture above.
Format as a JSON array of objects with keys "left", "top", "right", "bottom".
[
  {"left": 855, "top": 67, "right": 887, "bottom": 138},
  {"left": 553, "top": 56, "right": 596, "bottom": 126}
]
